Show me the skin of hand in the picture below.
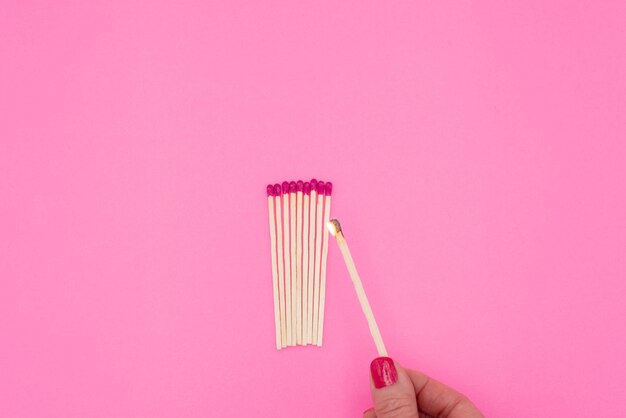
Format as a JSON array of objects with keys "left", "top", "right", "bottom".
[{"left": 364, "top": 357, "right": 484, "bottom": 418}]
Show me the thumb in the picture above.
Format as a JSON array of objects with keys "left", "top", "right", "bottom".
[{"left": 369, "top": 357, "right": 419, "bottom": 418}]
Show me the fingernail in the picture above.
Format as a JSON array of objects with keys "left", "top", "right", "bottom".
[{"left": 370, "top": 357, "right": 398, "bottom": 388}]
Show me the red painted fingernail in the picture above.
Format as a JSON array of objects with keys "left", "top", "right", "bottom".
[{"left": 370, "top": 357, "right": 398, "bottom": 388}]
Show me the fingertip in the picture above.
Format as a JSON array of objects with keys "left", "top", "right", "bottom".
[
  {"left": 368, "top": 357, "right": 419, "bottom": 417},
  {"left": 370, "top": 357, "right": 398, "bottom": 388}
]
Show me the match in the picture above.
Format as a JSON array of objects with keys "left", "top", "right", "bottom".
[
  {"left": 273, "top": 184, "right": 287, "bottom": 348},
  {"left": 301, "top": 182, "right": 311, "bottom": 343},
  {"left": 289, "top": 181, "right": 297, "bottom": 344},
  {"left": 326, "top": 219, "right": 388, "bottom": 357},
  {"left": 267, "top": 185, "right": 282, "bottom": 349},
  {"left": 281, "top": 181, "right": 293, "bottom": 345},
  {"left": 312, "top": 181, "right": 325, "bottom": 344},
  {"left": 295, "top": 180, "right": 303, "bottom": 344},
  {"left": 306, "top": 179, "right": 318, "bottom": 343},
  {"left": 316, "top": 182, "right": 332, "bottom": 346}
]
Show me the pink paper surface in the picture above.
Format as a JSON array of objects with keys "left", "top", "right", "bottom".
[{"left": 2, "top": 1, "right": 625, "bottom": 416}]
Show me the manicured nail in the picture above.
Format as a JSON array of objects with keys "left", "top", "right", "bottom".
[{"left": 370, "top": 357, "right": 398, "bottom": 388}]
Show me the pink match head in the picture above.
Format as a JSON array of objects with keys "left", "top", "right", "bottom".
[
  {"left": 325, "top": 182, "right": 333, "bottom": 196},
  {"left": 281, "top": 181, "right": 289, "bottom": 194},
  {"left": 310, "top": 178, "right": 318, "bottom": 190},
  {"left": 303, "top": 182, "right": 311, "bottom": 194},
  {"left": 273, "top": 184, "right": 282, "bottom": 196},
  {"left": 266, "top": 184, "right": 274, "bottom": 197},
  {"left": 317, "top": 181, "right": 325, "bottom": 195},
  {"left": 296, "top": 180, "right": 303, "bottom": 192},
  {"left": 289, "top": 181, "right": 297, "bottom": 193}
]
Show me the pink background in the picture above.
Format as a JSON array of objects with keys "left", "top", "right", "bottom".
[{"left": 2, "top": 1, "right": 625, "bottom": 417}]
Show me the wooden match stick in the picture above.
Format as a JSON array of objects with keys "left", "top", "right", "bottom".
[
  {"left": 281, "top": 181, "right": 293, "bottom": 345},
  {"left": 273, "top": 184, "right": 287, "bottom": 348},
  {"left": 306, "top": 179, "right": 318, "bottom": 343},
  {"left": 267, "top": 185, "right": 282, "bottom": 349},
  {"left": 301, "top": 182, "right": 311, "bottom": 344},
  {"left": 327, "top": 219, "right": 388, "bottom": 357},
  {"left": 295, "top": 181, "right": 304, "bottom": 345},
  {"left": 312, "top": 181, "right": 325, "bottom": 344},
  {"left": 289, "top": 181, "right": 297, "bottom": 345},
  {"left": 316, "top": 182, "right": 332, "bottom": 346}
]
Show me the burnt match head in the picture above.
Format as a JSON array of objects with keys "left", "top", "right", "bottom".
[
  {"left": 325, "top": 182, "right": 333, "bottom": 196},
  {"left": 289, "top": 181, "right": 297, "bottom": 193},
  {"left": 266, "top": 184, "right": 274, "bottom": 196},
  {"left": 327, "top": 219, "right": 342, "bottom": 236},
  {"left": 317, "top": 181, "right": 325, "bottom": 195},
  {"left": 303, "top": 182, "right": 311, "bottom": 195},
  {"left": 273, "top": 184, "right": 282, "bottom": 196},
  {"left": 281, "top": 181, "right": 290, "bottom": 194},
  {"left": 296, "top": 180, "right": 304, "bottom": 192}
]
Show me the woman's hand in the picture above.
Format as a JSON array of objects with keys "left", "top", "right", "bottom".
[{"left": 364, "top": 357, "right": 484, "bottom": 418}]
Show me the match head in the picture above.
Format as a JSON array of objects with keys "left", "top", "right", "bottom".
[
  {"left": 297, "top": 180, "right": 304, "bottom": 192},
  {"left": 317, "top": 181, "right": 325, "bottom": 195},
  {"left": 281, "top": 181, "right": 290, "bottom": 194},
  {"left": 273, "top": 184, "right": 282, "bottom": 196},
  {"left": 289, "top": 181, "right": 297, "bottom": 193},
  {"left": 303, "top": 182, "right": 311, "bottom": 195},
  {"left": 325, "top": 182, "right": 333, "bottom": 196},
  {"left": 266, "top": 184, "right": 274, "bottom": 196},
  {"left": 327, "top": 219, "right": 342, "bottom": 236},
  {"left": 310, "top": 178, "right": 318, "bottom": 190}
]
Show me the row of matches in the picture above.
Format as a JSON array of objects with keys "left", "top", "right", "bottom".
[{"left": 267, "top": 179, "right": 333, "bottom": 349}]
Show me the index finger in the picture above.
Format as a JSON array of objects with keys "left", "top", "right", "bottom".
[{"left": 406, "top": 369, "right": 484, "bottom": 418}]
